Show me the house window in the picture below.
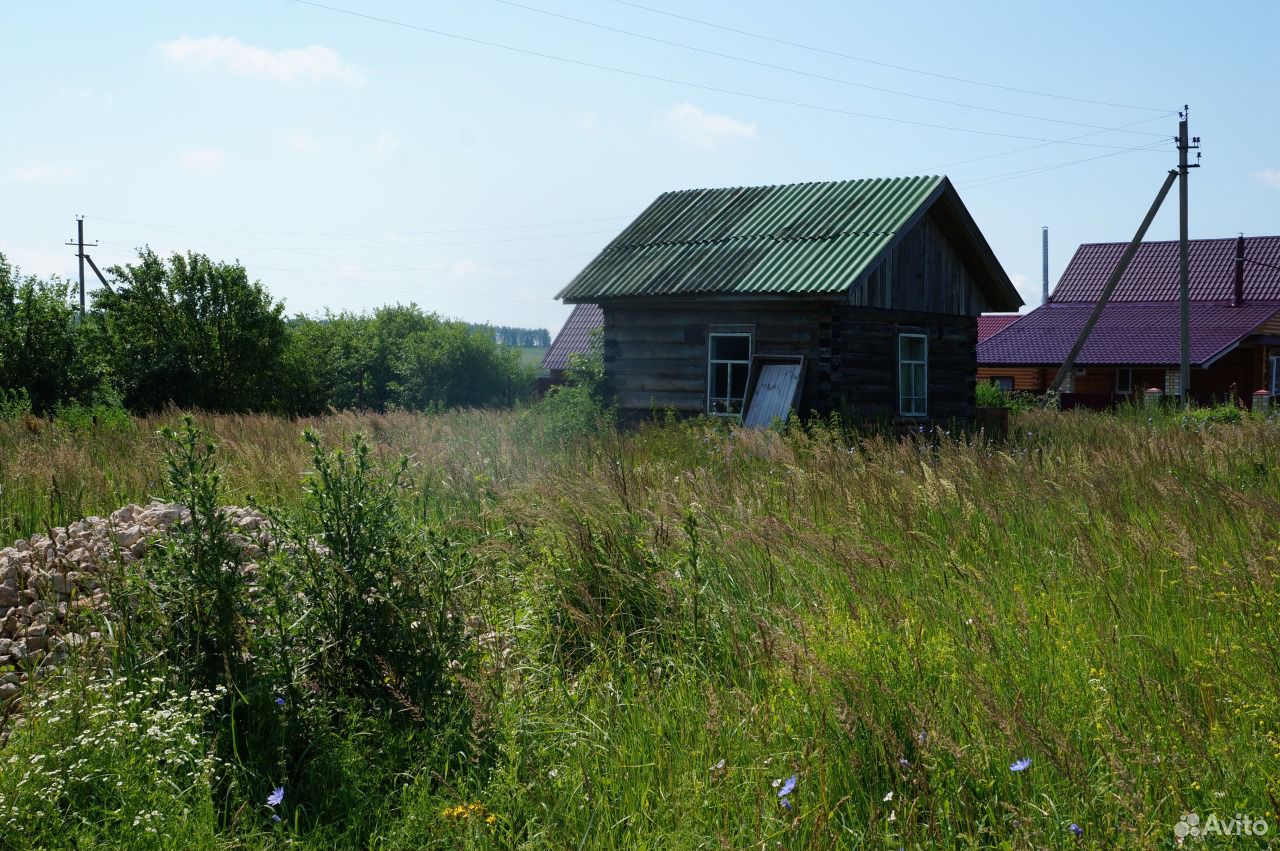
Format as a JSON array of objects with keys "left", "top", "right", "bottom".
[
  {"left": 707, "top": 332, "right": 752, "bottom": 415},
  {"left": 990, "top": 376, "right": 1014, "bottom": 391},
  {"left": 1114, "top": 367, "right": 1133, "bottom": 395},
  {"left": 1271, "top": 355, "right": 1280, "bottom": 396},
  {"left": 898, "top": 333, "right": 927, "bottom": 417}
]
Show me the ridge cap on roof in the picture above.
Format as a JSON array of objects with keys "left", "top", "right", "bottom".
[
  {"left": 652, "top": 174, "right": 944, "bottom": 198},
  {"left": 1074, "top": 234, "right": 1280, "bottom": 249}
]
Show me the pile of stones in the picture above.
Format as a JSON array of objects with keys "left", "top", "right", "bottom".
[{"left": 0, "top": 502, "right": 271, "bottom": 704}]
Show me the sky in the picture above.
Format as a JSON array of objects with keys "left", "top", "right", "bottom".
[{"left": 3, "top": 1, "right": 1278, "bottom": 335}]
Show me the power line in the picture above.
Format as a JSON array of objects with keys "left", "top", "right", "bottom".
[
  {"left": 252, "top": 252, "right": 596, "bottom": 274},
  {"left": 492, "top": 0, "right": 1168, "bottom": 137},
  {"left": 610, "top": 0, "right": 1172, "bottom": 113},
  {"left": 88, "top": 222, "right": 615, "bottom": 251},
  {"left": 960, "top": 139, "right": 1170, "bottom": 189},
  {"left": 89, "top": 239, "right": 596, "bottom": 275},
  {"left": 292, "top": 0, "right": 1166, "bottom": 151},
  {"left": 86, "top": 212, "right": 631, "bottom": 238},
  {"left": 899, "top": 112, "right": 1173, "bottom": 177}
]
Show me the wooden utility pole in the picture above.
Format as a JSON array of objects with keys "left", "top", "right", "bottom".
[
  {"left": 1048, "top": 170, "right": 1178, "bottom": 395},
  {"left": 1176, "top": 107, "right": 1201, "bottom": 404}
]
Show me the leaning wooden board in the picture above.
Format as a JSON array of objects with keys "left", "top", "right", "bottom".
[{"left": 743, "top": 363, "right": 802, "bottom": 428}]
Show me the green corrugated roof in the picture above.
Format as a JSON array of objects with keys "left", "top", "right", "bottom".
[{"left": 557, "top": 176, "right": 948, "bottom": 301}]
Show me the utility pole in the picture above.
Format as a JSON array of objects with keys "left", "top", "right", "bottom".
[
  {"left": 1176, "top": 107, "right": 1201, "bottom": 405},
  {"left": 64, "top": 216, "right": 112, "bottom": 312},
  {"left": 64, "top": 215, "right": 98, "bottom": 314}
]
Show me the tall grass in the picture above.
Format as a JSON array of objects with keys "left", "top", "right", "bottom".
[{"left": 2, "top": 407, "right": 1278, "bottom": 849}]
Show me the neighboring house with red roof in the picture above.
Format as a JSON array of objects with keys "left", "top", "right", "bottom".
[
  {"left": 977, "top": 235, "right": 1280, "bottom": 406},
  {"left": 541, "top": 302, "right": 603, "bottom": 388},
  {"left": 978, "top": 314, "right": 1021, "bottom": 343}
]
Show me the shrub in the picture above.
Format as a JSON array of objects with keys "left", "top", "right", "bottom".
[
  {"left": 522, "top": 330, "right": 613, "bottom": 447},
  {"left": 282, "top": 430, "right": 470, "bottom": 721},
  {"left": 976, "top": 380, "right": 1038, "bottom": 414}
]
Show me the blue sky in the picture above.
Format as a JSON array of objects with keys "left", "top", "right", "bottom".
[{"left": 3, "top": 1, "right": 1278, "bottom": 333}]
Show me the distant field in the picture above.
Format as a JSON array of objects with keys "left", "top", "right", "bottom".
[
  {"left": 512, "top": 344, "right": 548, "bottom": 369},
  {"left": 2, "top": 409, "right": 1278, "bottom": 850}
]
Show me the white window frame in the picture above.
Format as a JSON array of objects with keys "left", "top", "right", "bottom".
[
  {"left": 1114, "top": 367, "right": 1133, "bottom": 395},
  {"left": 707, "top": 331, "right": 753, "bottom": 416},
  {"left": 898, "top": 332, "right": 928, "bottom": 417}
]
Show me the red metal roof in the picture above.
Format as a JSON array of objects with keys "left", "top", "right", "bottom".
[
  {"left": 1052, "top": 236, "right": 1280, "bottom": 303},
  {"left": 541, "top": 303, "right": 603, "bottom": 371},
  {"left": 977, "top": 301, "right": 1280, "bottom": 367},
  {"left": 978, "top": 313, "right": 1021, "bottom": 342}
]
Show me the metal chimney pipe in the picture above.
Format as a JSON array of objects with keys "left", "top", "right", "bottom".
[
  {"left": 1042, "top": 226, "right": 1049, "bottom": 304},
  {"left": 1234, "top": 234, "right": 1245, "bottom": 307}
]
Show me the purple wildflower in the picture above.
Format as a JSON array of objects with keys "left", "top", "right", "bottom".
[
  {"left": 275, "top": 696, "right": 285, "bottom": 707},
  {"left": 1069, "top": 823, "right": 1083, "bottom": 838},
  {"left": 1009, "top": 757, "right": 1032, "bottom": 772},
  {"left": 780, "top": 797, "right": 792, "bottom": 812},
  {"left": 777, "top": 775, "right": 797, "bottom": 798},
  {"left": 272, "top": 814, "right": 282, "bottom": 823},
  {"left": 267, "top": 786, "right": 285, "bottom": 807}
]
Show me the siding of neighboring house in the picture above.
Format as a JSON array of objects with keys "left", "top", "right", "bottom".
[{"left": 977, "top": 366, "right": 1045, "bottom": 392}]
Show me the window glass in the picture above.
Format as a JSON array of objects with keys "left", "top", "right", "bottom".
[
  {"left": 712, "top": 335, "right": 750, "bottom": 361},
  {"left": 898, "top": 333, "right": 927, "bottom": 417},
  {"left": 1115, "top": 368, "right": 1133, "bottom": 394},
  {"left": 708, "top": 332, "right": 752, "bottom": 416}
]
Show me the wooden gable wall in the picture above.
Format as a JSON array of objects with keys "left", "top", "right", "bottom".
[{"left": 849, "top": 210, "right": 996, "bottom": 316}]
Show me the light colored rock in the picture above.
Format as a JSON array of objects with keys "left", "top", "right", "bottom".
[{"left": 114, "top": 525, "right": 144, "bottom": 550}]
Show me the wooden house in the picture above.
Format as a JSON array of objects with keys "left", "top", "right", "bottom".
[
  {"left": 555, "top": 176, "right": 1022, "bottom": 424},
  {"left": 978, "top": 236, "right": 1280, "bottom": 407}
]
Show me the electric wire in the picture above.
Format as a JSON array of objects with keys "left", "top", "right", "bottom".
[
  {"left": 492, "top": 0, "right": 1168, "bottom": 137},
  {"left": 609, "top": 0, "right": 1172, "bottom": 113},
  {"left": 292, "top": 0, "right": 1168, "bottom": 151},
  {"left": 961, "top": 139, "right": 1171, "bottom": 189},
  {"left": 86, "top": 213, "right": 631, "bottom": 238}
]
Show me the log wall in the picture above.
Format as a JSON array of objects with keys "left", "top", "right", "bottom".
[{"left": 602, "top": 301, "right": 979, "bottom": 423}]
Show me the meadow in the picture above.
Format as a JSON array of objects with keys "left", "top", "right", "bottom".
[{"left": 1, "top": 407, "right": 1278, "bottom": 849}]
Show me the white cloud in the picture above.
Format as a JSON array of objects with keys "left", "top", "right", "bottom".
[
  {"left": 576, "top": 111, "right": 599, "bottom": 133},
  {"left": 660, "top": 102, "right": 756, "bottom": 149},
  {"left": 180, "top": 148, "right": 227, "bottom": 173},
  {"left": 160, "top": 35, "right": 364, "bottom": 86},
  {"left": 5, "top": 163, "right": 73, "bottom": 184},
  {"left": 1254, "top": 169, "right": 1280, "bottom": 190},
  {"left": 369, "top": 132, "right": 400, "bottom": 157},
  {"left": 279, "top": 129, "right": 322, "bottom": 153}
]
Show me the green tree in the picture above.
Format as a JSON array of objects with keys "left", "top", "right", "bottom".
[
  {"left": 0, "top": 253, "right": 105, "bottom": 413},
  {"left": 95, "top": 249, "right": 287, "bottom": 412},
  {"left": 282, "top": 304, "right": 531, "bottom": 413}
]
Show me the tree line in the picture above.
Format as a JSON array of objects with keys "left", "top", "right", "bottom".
[
  {"left": 470, "top": 324, "right": 550, "bottom": 348},
  {"left": 0, "top": 249, "right": 537, "bottom": 417}
]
